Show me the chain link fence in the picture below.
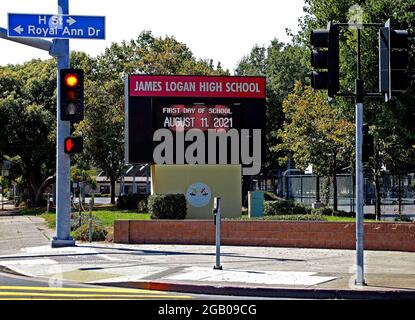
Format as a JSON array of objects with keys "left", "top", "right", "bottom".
[{"left": 253, "top": 173, "right": 415, "bottom": 215}]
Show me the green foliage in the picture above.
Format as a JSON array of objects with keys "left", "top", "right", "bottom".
[
  {"left": 264, "top": 200, "right": 312, "bottom": 215},
  {"left": 137, "top": 199, "right": 148, "bottom": 213},
  {"left": 394, "top": 215, "right": 413, "bottom": 222},
  {"left": 70, "top": 168, "right": 97, "bottom": 189},
  {"left": 264, "top": 191, "right": 283, "bottom": 201},
  {"left": 116, "top": 193, "right": 149, "bottom": 210},
  {"left": 277, "top": 83, "right": 355, "bottom": 176},
  {"left": 258, "top": 214, "right": 324, "bottom": 221},
  {"left": 71, "top": 223, "right": 108, "bottom": 242},
  {"left": 236, "top": 40, "right": 309, "bottom": 169},
  {"left": 311, "top": 207, "right": 335, "bottom": 216},
  {"left": 70, "top": 212, "right": 100, "bottom": 231},
  {"left": 148, "top": 194, "right": 187, "bottom": 219}
]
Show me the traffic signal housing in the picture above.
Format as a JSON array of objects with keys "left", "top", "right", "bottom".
[
  {"left": 310, "top": 22, "right": 340, "bottom": 98},
  {"left": 379, "top": 20, "right": 410, "bottom": 102},
  {"left": 60, "top": 69, "right": 84, "bottom": 122},
  {"left": 64, "top": 136, "right": 83, "bottom": 154}
]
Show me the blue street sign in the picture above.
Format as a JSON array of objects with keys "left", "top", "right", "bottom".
[{"left": 8, "top": 13, "right": 105, "bottom": 40}]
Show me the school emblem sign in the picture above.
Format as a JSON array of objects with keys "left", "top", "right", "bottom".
[{"left": 186, "top": 182, "right": 212, "bottom": 208}]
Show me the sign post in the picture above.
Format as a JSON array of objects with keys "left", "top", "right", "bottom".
[{"left": 51, "top": 0, "right": 74, "bottom": 248}]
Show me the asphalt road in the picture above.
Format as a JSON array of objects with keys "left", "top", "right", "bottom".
[
  {"left": 0, "top": 270, "right": 196, "bottom": 300},
  {"left": 0, "top": 270, "right": 273, "bottom": 300}
]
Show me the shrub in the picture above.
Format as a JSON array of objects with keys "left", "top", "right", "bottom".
[
  {"left": 116, "top": 193, "right": 148, "bottom": 210},
  {"left": 137, "top": 199, "right": 148, "bottom": 213},
  {"left": 71, "top": 223, "right": 107, "bottom": 241},
  {"left": 394, "top": 215, "right": 412, "bottom": 222},
  {"left": 148, "top": 194, "right": 187, "bottom": 219},
  {"left": 312, "top": 207, "right": 335, "bottom": 216},
  {"left": 264, "top": 191, "right": 283, "bottom": 201},
  {"left": 264, "top": 200, "right": 312, "bottom": 215},
  {"left": 70, "top": 212, "right": 100, "bottom": 231}
]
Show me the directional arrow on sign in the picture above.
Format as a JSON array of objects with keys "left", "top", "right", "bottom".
[
  {"left": 66, "top": 17, "right": 76, "bottom": 26},
  {"left": 13, "top": 25, "right": 24, "bottom": 34}
]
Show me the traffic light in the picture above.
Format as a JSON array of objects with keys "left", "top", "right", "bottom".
[
  {"left": 379, "top": 20, "right": 410, "bottom": 102},
  {"left": 362, "top": 124, "right": 374, "bottom": 163},
  {"left": 64, "top": 136, "right": 83, "bottom": 154},
  {"left": 60, "top": 69, "right": 84, "bottom": 122},
  {"left": 310, "top": 21, "right": 340, "bottom": 98}
]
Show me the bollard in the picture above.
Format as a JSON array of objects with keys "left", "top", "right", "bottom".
[
  {"left": 88, "top": 199, "right": 93, "bottom": 243},
  {"left": 213, "top": 197, "right": 222, "bottom": 270},
  {"left": 47, "top": 192, "right": 50, "bottom": 213}
]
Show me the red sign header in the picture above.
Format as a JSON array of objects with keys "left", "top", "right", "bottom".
[{"left": 129, "top": 75, "right": 266, "bottom": 98}]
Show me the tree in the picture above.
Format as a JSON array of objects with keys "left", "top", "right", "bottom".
[
  {"left": 0, "top": 59, "right": 57, "bottom": 206},
  {"left": 236, "top": 39, "right": 309, "bottom": 170},
  {"left": 277, "top": 82, "right": 355, "bottom": 211},
  {"left": 0, "top": 97, "right": 55, "bottom": 206}
]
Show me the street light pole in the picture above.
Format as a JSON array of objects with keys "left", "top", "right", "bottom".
[{"left": 355, "top": 28, "right": 366, "bottom": 286}]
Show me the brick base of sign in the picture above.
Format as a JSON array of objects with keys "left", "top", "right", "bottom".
[{"left": 114, "top": 220, "right": 415, "bottom": 252}]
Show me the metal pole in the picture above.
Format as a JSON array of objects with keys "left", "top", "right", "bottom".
[
  {"left": 52, "top": 0, "right": 74, "bottom": 248},
  {"left": 355, "top": 28, "right": 366, "bottom": 285},
  {"left": 88, "top": 199, "right": 93, "bottom": 243},
  {"left": 355, "top": 98, "right": 365, "bottom": 285},
  {"left": 47, "top": 192, "right": 50, "bottom": 213},
  {"left": 214, "top": 197, "right": 222, "bottom": 270}
]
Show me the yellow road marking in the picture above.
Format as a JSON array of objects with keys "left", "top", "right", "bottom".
[
  {"left": 0, "top": 298, "right": 183, "bottom": 300},
  {"left": 0, "top": 291, "right": 192, "bottom": 299},
  {"left": 0, "top": 285, "right": 164, "bottom": 294}
]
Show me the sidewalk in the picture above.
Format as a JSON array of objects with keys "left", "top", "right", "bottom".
[{"left": 0, "top": 216, "right": 414, "bottom": 299}]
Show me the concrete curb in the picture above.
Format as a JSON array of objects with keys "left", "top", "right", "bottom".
[{"left": 97, "top": 280, "right": 415, "bottom": 300}]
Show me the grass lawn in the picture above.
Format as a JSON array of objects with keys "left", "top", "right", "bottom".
[
  {"left": 20, "top": 206, "right": 151, "bottom": 229},
  {"left": 22, "top": 206, "right": 380, "bottom": 230}
]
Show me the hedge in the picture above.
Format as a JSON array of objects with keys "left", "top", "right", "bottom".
[
  {"left": 148, "top": 194, "right": 187, "bottom": 219},
  {"left": 116, "top": 193, "right": 149, "bottom": 210},
  {"left": 264, "top": 200, "right": 312, "bottom": 215}
]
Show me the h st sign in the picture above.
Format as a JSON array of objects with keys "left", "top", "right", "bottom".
[{"left": 8, "top": 13, "right": 105, "bottom": 40}]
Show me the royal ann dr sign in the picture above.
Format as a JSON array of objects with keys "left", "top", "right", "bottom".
[{"left": 125, "top": 75, "right": 266, "bottom": 175}]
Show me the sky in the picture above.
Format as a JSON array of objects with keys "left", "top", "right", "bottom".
[{"left": 0, "top": 0, "right": 305, "bottom": 73}]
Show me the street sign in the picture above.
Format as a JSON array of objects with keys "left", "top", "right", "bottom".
[{"left": 8, "top": 13, "right": 105, "bottom": 39}]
